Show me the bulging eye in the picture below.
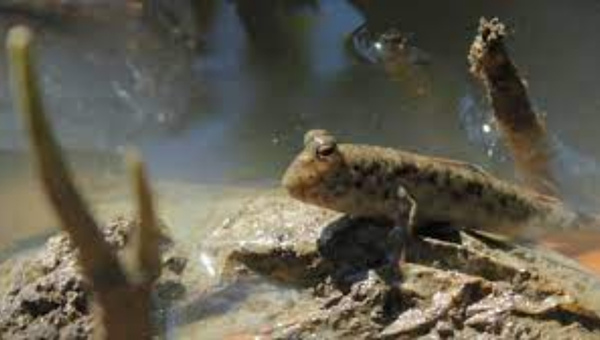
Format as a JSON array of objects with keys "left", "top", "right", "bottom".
[
  {"left": 303, "top": 129, "right": 338, "bottom": 159},
  {"left": 304, "top": 129, "right": 330, "bottom": 147},
  {"left": 316, "top": 142, "right": 337, "bottom": 159}
]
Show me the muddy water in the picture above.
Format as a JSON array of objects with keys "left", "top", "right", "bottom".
[{"left": 2, "top": 0, "right": 600, "bottom": 335}]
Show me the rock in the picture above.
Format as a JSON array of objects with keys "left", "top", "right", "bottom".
[
  {"left": 0, "top": 216, "right": 190, "bottom": 339},
  {"left": 203, "top": 191, "right": 600, "bottom": 339},
  {"left": 202, "top": 191, "right": 342, "bottom": 286},
  {"left": 5, "top": 191, "right": 600, "bottom": 339},
  {"left": 18, "top": 321, "right": 59, "bottom": 340},
  {"left": 59, "top": 317, "right": 92, "bottom": 340}
]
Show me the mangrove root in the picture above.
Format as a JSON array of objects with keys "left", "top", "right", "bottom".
[
  {"left": 468, "top": 17, "right": 559, "bottom": 197},
  {"left": 7, "top": 25, "right": 161, "bottom": 340}
]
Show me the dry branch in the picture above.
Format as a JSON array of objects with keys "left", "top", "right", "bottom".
[
  {"left": 468, "top": 18, "right": 559, "bottom": 197},
  {"left": 7, "top": 25, "right": 160, "bottom": 339}
]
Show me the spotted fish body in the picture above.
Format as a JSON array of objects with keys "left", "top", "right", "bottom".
[{"left": 282, "top": 130, "right": 584, "bottom": 238}]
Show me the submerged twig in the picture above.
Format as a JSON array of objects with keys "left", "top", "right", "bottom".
[
  {"left": 7, "top": 25, "right": 126, "bottom": 295},
  {"left": 127, "top": 149, "right": 163, "bottom": 283},
  {"left": 7, "top": 25, "right": 160, "bottom": 339},
  {"left": 468, "top": 18, "right": 559, "bottom": 197}
]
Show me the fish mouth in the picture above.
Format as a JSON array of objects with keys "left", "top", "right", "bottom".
[
  {"left": 281, "top": 151, "right": 323, "bottom": 202},
  {"left": 281, "top": 171, "right": 295, "bottom": 193},
  {"left": 281, "top": 165, "right": 321, "bottom": 203},
  {"left": 281, "top": 168, "right": 305, "bottom": 199}
]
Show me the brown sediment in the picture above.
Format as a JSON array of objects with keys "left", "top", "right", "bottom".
[
  {"left": 468, "top": 17, "right": 558, "bottom": 197},
  {"left": 7, "top": 25, "right": 159, "bottom": 339}
]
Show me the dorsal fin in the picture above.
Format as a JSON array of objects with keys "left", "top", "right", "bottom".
[{"left": 427, "top": 156, "right": 493, "bottom": 177}]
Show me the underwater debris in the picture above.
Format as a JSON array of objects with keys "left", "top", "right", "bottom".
[
  {"left": 7, "top": 25, "right": 162, "bottom": 339},
  {"left": 142, "top": 0, "right": 217, "bottom": 49},
  {"left": 469, "top": 17, "right": 559, "bottom": 197},
  {"left": 346, "top": 23, "right": 432, "bottom": 98}
]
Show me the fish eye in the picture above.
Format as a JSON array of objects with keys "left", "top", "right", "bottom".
[
  {"left": 304, "top": 129, "right": 330, "bottom": 147},
  {"left": 316, "top": 142, "right": 337, "bottom": 159},
  {"left": 303, "top": 129, "right": 338, "bottom": 159}
]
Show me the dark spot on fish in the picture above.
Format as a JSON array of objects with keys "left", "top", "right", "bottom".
[
  {"left": 370, "top": 161, "right": 381, "bottom": 173},
  {"left": 394, "top": 163, "right": 418, "bottom": 178},
  {"left": 383, "top": 187, "right": 395, "bottom": 200},
  {"left": 450, "top": 188, "right": 465, "bottom": 201},
  {"left": 358, "top": 166, "right": 370, "bottom": 178},
  {"left": 465, "top": 182, "right": 483, "bottom": 197},
  {"left": 497, "top": 194, "right": 510, "bottom": 209},
  {"left": 420, "top": 171, "right": 437, "bottom": 185},
  {"left": 385, "top": 169, "right": 399, "bottom": 184},
  {"left": 354, "top": 179, "right": 364, "bottom": 190},
  {"left": 362, "top": 162, "right": 380, "bottom": 178},
  {"left": 483, "top": 199, "right": 497, "bottom": 214},
  {"left": 372, "top": 173, "right": 383, "bottom": 187},
  {"left": 365, "top": 185, "right": 377, "bottom": 196},
  {"left": 509, "top": 202, "right": 532, "bottom": 220}
]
